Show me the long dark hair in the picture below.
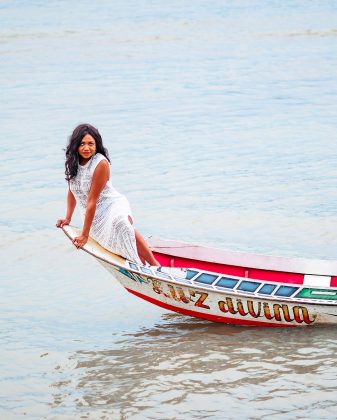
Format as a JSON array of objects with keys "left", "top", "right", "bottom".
[{"left": 65, "top": 124, "right": 110, "bottom": 181}]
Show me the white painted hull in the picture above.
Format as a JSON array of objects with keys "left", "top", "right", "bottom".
[
  {"left": 62, "top": 226, "right": 337, "bottom": 327},
  {"left": 98, "top": 259, "right": 337, "bottom": 327}
]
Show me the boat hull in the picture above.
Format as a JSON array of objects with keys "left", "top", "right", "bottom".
[
  {"left": 98, "top": 259, "right": 337, "bottom": 327},
  {"left": 62, "top": 226, "right": 337, "bottom": 327}
]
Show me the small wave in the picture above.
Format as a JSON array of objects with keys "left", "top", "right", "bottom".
[
  {"left": 0, "top": 28, "right": 179, "bottom": 45},
  {"left": 0, "top": 29, "right": 77, "bottom": 44},
  {"left": 262, "top": 28, "right": 337, "bottom": 38}
]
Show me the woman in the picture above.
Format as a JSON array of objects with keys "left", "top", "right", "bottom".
[{"left": 56, "top": 123, "right": 159, "bottom": 266}]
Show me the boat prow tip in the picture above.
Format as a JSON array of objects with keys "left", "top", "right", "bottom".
[
  {"left": 61, "top": 224, "right": 80, "bottom": 239},
  {"left": 61, "top": 224, "right": 128, "bottom": 267}
]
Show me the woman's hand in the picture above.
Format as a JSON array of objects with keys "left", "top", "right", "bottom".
[
  {"left": 56, "top": 218, "right": 71, "bottom": 228},
  {"left": 73, "top": 234, "right": 88, "bottom": 249}
]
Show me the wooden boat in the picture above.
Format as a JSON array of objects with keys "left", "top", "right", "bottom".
[{"left": 62, "top": 226, "right": 337, "bottom": 327}]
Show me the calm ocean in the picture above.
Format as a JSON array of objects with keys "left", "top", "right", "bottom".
[{"left": 1, "top": 1, "right": 337, "bottom": 418}]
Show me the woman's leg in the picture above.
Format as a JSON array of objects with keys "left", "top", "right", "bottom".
[{"left": 134, "top": 229, "right": 160, "bottom": 266}]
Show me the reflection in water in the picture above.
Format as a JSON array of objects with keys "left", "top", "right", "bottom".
[{"left": 51, "top": 315, "right": 337, "bottom": 419}]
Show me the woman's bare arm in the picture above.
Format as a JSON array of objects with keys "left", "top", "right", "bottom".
[{"left": 56, "top": 188, "right": 77, "bottom": 228}]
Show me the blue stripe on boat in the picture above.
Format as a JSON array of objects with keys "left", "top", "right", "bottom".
[
  {"left": 186, "top": 270, "right": 199, "bottom": 280},
  {"left": 194, "top": 273, "right": 218, "bottom": 284},
  {"left": 237, "top": 281, "right": 261, "bottom": 292},
  {"left": 258, "top": 284, "right": 277, "bottom": 295},
  {"left": 274, "top": 286, "right": 299, "bottom": 297},
  {"left": 216, "top": 277, "right": 239, "bottom": 289}
]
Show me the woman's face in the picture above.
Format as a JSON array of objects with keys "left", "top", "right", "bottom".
[{"left": 78, "top": 134, "right": 96, "bottom": 163}]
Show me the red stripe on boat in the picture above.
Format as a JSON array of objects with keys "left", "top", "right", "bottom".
[
  {"left": 154, "top": 253, "right": 304, "bottom": 285},
  {"left": 125, "top": 288, "right": 296, "bottom": 327},
  {"left": 330, "top": 277, "right": 337, "bottom": 287}
]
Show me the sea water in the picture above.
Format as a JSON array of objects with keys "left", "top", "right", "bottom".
[{"left": 1, "top": 1, "right": 337, "bottom": 418}]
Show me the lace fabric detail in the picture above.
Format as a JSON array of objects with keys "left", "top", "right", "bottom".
[{"left": 70, "top": 153, "right": 141, "bottom": 263}]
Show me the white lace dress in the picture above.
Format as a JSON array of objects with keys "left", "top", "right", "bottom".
[{"left": 70, "top": 153, "right": 141, "bottom": 263}]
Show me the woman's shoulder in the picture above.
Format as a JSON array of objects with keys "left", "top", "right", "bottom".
[
  {"left": 92, "top": 153, "right": 109, "bottom": 165},
  {"left": 94, "top": 152, "right": 108, "bottom": 161},
  {"left": 90, "top": 153, "right": 109, "bottom": 172}
]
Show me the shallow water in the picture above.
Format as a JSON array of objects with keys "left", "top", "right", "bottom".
[{"left": 1, "top": 1, "right": 337, "bottom": 418}]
